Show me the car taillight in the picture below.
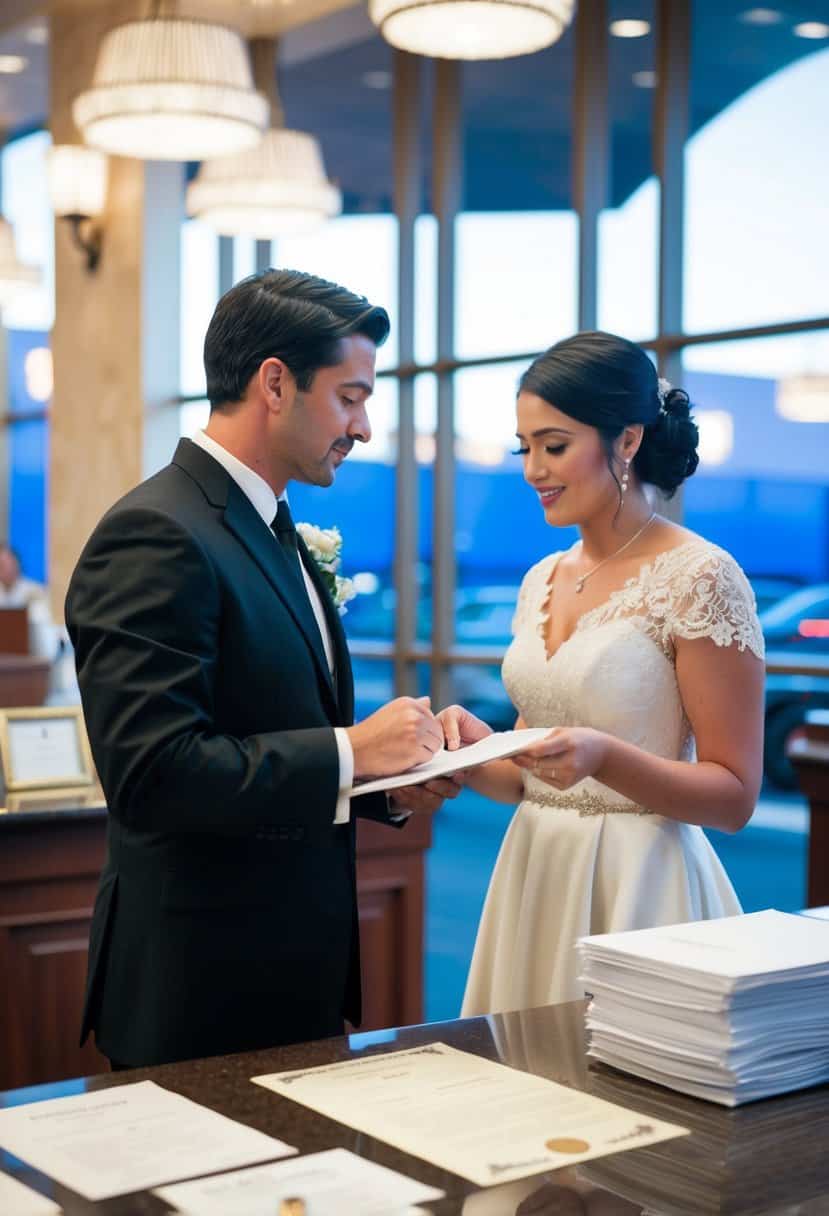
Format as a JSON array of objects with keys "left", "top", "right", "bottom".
[{"left": 798, "top": 619, "right": 829, "bottom": 639}]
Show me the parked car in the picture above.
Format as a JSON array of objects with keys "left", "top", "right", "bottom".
[{"left": 760, "top": 584, "right": 829, "bottom": 789}]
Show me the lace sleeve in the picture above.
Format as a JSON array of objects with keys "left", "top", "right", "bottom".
[{"left": 668, "top": 546, "right": 765, "bottom": 660}]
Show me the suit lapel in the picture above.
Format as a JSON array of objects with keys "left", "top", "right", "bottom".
[
  {"left": 222, "top": 487, "right": 338, "bottom": 716},
  {"left": 297, "top": 534, "right": 355, "bottom": 725},
  {"left": 172, "top": 439, "right": 342, "bottom": 721}
]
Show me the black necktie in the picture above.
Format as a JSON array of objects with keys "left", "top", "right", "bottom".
[{"left": 272, "top": 500, "right": 303, "bottom": 582}]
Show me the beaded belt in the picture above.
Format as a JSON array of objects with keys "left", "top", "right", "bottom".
[{"left": 524, "top": 788, "right": 653, "bottom": 817}]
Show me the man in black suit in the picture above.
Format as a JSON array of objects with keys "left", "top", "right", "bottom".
[{"left": 66, "top": 269, "right": 452, "bottom": 1069}]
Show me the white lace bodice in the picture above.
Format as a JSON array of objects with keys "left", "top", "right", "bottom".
[{"left": 502, "top": 538, "right": 764, "bottom": 810}]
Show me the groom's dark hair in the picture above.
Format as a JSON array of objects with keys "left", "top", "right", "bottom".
[{"left": 204, "top": 268, "right": 390, "bottom": 410}]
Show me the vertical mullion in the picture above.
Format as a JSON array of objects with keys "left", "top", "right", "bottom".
[
  {"left": 432, "top": 58, "right": 461, "bottom": 710},
  {"left": 255, "top": 239, "right": 271, "bottom": 274},
  {"left": 655, "top": 0, "right": 690, "bottom": 376},
  {"left": 654, "top": 0, "right": 691, "bottom": 519},
  {"left": 218, "top": 235, "right": 234, "bottom": 296},
  {"left": 573, "top": 0, "right": 608, "bottom": 332},
  {"left": 393, "top": 49, "right": 422, "bottom": 698}
]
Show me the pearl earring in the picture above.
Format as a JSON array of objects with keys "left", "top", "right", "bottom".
[{"left": 621, "top": 458, "right": 631, "bottom": 498}]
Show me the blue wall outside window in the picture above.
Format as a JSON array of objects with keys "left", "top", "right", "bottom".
[{"left": 7, "top": 329, "right": 50, "bottom": 583}]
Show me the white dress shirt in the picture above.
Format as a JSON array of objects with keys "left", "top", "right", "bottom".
[{"left": 191, "top": 429, "right": 354, "bottom": 823}]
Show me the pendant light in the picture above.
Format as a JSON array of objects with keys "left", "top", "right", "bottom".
[
  {"left": 72, "top": 7, "right": 268, "bottom": 161},
  {"left": 186, "top": 39, "right": 340, "bottom": 238},
  {"left": 368, "top": 0, "right": 575, "bottom": 61}
]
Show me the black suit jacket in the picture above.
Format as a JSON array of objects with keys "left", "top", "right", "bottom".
[{"left": 66, "top": 439, "right": 395, "bottom": 1066}]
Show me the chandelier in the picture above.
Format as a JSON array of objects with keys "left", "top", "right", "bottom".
[
  {"left": 187, "top": 40, "right": 341, "bottom": 238},
  {"left": 186, "top": 129, "right": 341, "bottom": 238},
  {"left": 73, "top": 17, "right": 268, "bottom": 161},
  {"left": 368, "top": 0, "right": 576, "bottom": 60}
]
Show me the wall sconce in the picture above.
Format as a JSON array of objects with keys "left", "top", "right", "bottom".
[{"left": 47, "top": 145, "right": 108, "bottom": 272}]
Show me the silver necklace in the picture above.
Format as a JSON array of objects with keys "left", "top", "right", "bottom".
[{"left": 575, "top": 513, "right": 656, "bottom": 594}]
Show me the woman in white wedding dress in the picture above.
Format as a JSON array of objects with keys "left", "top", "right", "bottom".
[{"left": 441, "top": 332, "right": 765, "bottom": 1017}]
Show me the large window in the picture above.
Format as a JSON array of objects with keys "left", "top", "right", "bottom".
[
  {"left": 684, "top": 5, "right": 829, "bottom": 333},
  {"left": 167, "top": 5, "right": 827, "bottom": 1020}
]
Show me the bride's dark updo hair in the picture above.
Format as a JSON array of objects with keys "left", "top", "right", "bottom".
[{"left": 518, "top": 331, "right": 699, "bottom": 498}]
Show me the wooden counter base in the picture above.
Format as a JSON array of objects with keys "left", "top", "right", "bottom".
[{"left": 0, "top": 807, "right": 431, "bottom": 1091}]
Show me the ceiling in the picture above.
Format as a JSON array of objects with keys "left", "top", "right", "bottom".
[{"left": 0, "top": 0, "right": 826, "bottom": 211}]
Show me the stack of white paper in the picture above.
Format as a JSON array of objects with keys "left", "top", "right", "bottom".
[{"left": 579, "top": 909, "right": 829, "bottom": 1106}]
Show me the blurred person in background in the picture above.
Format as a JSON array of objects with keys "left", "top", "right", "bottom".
[{"left": 0, "top": 542, "right": 57, "bottom": 660}]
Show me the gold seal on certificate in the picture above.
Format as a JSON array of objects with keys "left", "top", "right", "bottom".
[
  {"left": 278, "top": 1199, "right": 306, "bottom": 1216},
  {"left": 544, "top": 1137, "right": 591, "bottom": 1154}
]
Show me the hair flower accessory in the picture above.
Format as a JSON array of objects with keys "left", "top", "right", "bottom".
[
  {"left": 657, "top": 377, "right": 672, "bottom": 407},
  {"left": 296, "top": 522, "right": 357, "bottom": 615}
]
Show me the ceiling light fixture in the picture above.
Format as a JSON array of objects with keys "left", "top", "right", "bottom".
[
  {"left": 776, "top": 376, "right": 829, "bottom": 424},
  {"left": 738, "top": 8, "right": 783, "bottom": 25},
  {"left": 24, "top": 22, "right": 48, "bottom": 46},
  {"left": 609, "top": 19, "right": 651, "bottom": 38},
  {"left": 368, "top": 0, "right": 575, "bottom": 61},
  {"left": 793, "top": 21, "right": 829, "bottom": 39},
  {"left": 73, "top": 16, "right": 268, "bottom": 161},
  {"left": 186, "top": 38, "right": 341, "bottom": 238},
  {"left": 0, "top": 55, "right": 28, "bottom": 73},
  {"left": 362, "top": 69, "right": 393, "bottom": 89},
  {"left": 632, "top": 70, "right": 657, "bottom": 88}
]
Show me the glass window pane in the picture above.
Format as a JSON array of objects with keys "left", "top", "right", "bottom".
[
  {"left": 276, "top": 216, "right": 398, "bottom": 371},
  {"left": 279, "top": 28, "right": 397, "bottom": 369},
  {"left": 682, "top": 330, "right": 829, "bottom": 795},
  {"left": 599, "top": 0, "right": 657, "bottom": 341},
  {"left": 291, "top": 380, "right": 398, "bottom": 644},
  {"left": 454, "top": 362, "right": 578, "bottom": 647},
  {"left": 456, "top": 36, "right": 577, "bottom": 361},
  {"left": 1, "top": 130, "right": 54, "bottom": 332},
  {"left": 684, "top": 8, "right": 829, "bottom": 332},
  {"left": 351, "top": 658, "right": 394, "bottom": 726},
  {"left": 180, "top": 220, "right": 219, "bottom": 397},
  {"left": 9, "top": 416, "right": 48, "bottom": 583}
]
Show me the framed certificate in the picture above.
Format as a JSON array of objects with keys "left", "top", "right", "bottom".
[{"left": 0, "top": 706, "right": 95, "bottom": 792}]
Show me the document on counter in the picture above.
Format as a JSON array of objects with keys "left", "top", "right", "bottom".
[
  {"left": 349, "top": 728, "right": 550, "bottom": 797},
  {"left": 0, "top": 1172, "right": 61, "bottom": 1216},
  {"left": 155, "top": 1146, "right": 445, "bottom": 1215},
  {"left": 252, "top": 1043, "right": 688, "bottom": 1188},
  {"left": 0, "top": 1080, "right": 296, "bottom": 1201}
]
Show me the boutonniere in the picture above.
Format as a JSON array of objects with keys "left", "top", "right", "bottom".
[{"left": 295, "top": 522, "right": 357, "bottom": 615}]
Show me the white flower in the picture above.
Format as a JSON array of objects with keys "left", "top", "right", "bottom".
[
  {"left": 334, "top": 577, "right": 357, "bottom": 613},
  {"left": 296, "top": 522, "right": 341, "bottom": 562},
  {"left": 295, "top": 521, "right": 357, "bottom": 615}
]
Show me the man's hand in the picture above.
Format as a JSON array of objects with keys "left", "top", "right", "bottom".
[
  {"left": 347, "top": 696, "right": 443, "bottom": 779},
  {"left": 390, "top": 775, "right": 465, "bottom": 815},
  {"left": 437, "top": 703, "right": 494, "bottom": 751}
]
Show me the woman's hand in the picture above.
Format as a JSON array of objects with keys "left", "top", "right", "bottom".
[
  {"left": 512, "top": 728, "right": 609, "bottom": 790},
  {"left": 437, "top": 704, "right": 494, "bottom": 751}
]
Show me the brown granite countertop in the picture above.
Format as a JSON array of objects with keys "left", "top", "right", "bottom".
[{"left": 1, "top": 1001, "right": 828, "bottom": 1214}]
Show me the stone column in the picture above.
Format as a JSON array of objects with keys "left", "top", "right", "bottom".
[{"left": 49, "top": 2, "right": 182, "bottom": 614}]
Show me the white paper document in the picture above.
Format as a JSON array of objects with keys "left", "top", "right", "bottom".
[
  {"left": 581, "top": 910, "right": 829, "bottom": 1105},
  {"left": 155, "top": 1146, "right": 444, "bottom": 1215},
  {"left": 581, "top": 909, "right": 829, "bottom": 993},
  {"left": 0, "top": 1081, "right": 296, "bottom": 1201},
  {"left": 252, "top": 1043, "right": 687, "bottom": 1188},
  {"left": 349, "top": 728, "right": 550, "bottom": 797},
  {"left": 0, "top": 1172, "right": 61, "bottom": 1216}
]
